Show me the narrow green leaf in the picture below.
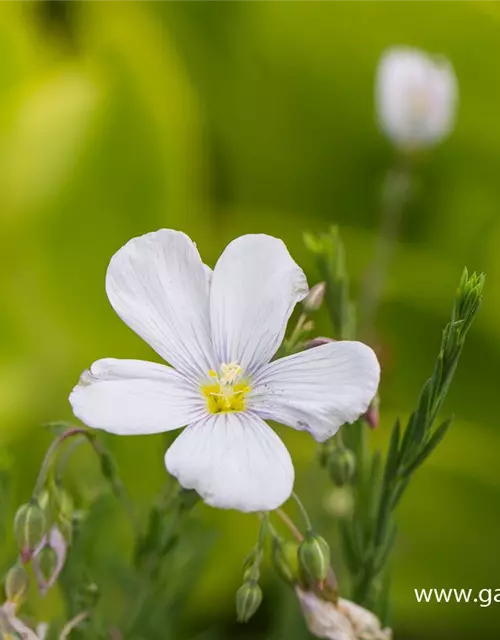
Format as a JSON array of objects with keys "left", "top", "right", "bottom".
[
  {"left": 390, "top": 477, "right": 410, "bottom": 510},
  {"left": 412, "top": 378, "right": 433, "bottom": 443},
  {"left": 374, "top": 522, "right": 397, "bottom": 575},
  {"left": 403, "top": 416, "right": 453, "bottom": 477},
  {"left": 383, "top": 419, "right": 400, "bottom": 485},
  {"left": 340, "top": 520, "right": 361, "bottom": 574}
]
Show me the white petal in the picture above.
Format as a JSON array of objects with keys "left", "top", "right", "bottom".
[
  {"left": 165, "top": 411, "right": 294, "bottom": 512},
  {"left": 210, "top": 234, "right": 308, "bottom": 374},
  {"left": 70, "top": 358, "right": 205, "bottom": 435},
  {"left": 106, "top": 230, "right": 216, "bottom": 380},
  {"left": 250, "top": 341, "right": 380, "bottom": 443}
]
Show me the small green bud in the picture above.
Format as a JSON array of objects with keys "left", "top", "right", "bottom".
[
  {"left": 298, "top": 532, "right": 331, "bottom": 585},
  {"left": 236, "top": 581, "right": 262, "bottom": 623},
  {"left": 37, "top": 544, "right": 58, "bottom": 584},
  {"left": 303, "top": 282, "right": 326, "bottom": 312},
  {"left": 242, "top": 565, "right": 260, "bottom": 583},
  {"left": 82, "top": 582, "right": 100, "bottom": 608},
  {"left": 272, "top": 537, "right": 300, "bottom": 585},
  {"left": 177, "top": 488, "right": 200, "bottom": 511},
  {"left": 327, "top": 447, "right": 356, "bottom": 487},
  {"left": 14, "top": 500, "right": 46, "bottom": 561},
  {"left": 5, "top": 562, "right": 30, "bottom": 604}
]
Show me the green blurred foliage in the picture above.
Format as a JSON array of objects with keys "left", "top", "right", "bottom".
[{"left": 1, "top": 1, "right": 500, "bottom": 638}]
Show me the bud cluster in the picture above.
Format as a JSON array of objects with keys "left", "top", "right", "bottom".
[
  {"left": 5, "top": 483, "right": 73, "bottom": 608},
  {"left": 236, "top": 546, "right": 263, "bottom": 624}
]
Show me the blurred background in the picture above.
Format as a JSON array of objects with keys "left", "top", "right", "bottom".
[{"left": 1, "top": 1, "right": 500, "bottom": 638}]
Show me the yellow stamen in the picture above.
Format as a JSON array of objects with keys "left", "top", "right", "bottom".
[{"left": 201, "top": 362, "right": 251, "bottom": 414}]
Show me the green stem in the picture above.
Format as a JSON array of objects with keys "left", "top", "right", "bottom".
[
  {"left": 258, "top": 513, "right": 269, "bottom": 550},
  {"left": 275, "top": 508, "right": 304, "bottom": 542},
  {"left": 33, "top": 428, "right": 92, "bottom": 498},
  {"left": 360, "top": 153, "right": 413, "bottom": 337},
  {"left": 291, "top": 492, "right": 313, "bottom": 532},
  {"left": 33, "top": 427, "right": 138, "bottom": 533}
]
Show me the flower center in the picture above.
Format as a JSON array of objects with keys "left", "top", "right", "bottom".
[{"left": 201, "top": 362, "right": 251, "bottom": 414}]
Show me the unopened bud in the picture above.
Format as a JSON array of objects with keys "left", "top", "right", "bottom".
[
  {"left": 298, "top": 532, "right": 331, "bottom": 586},
  {"left": 328, "top": 447, "right": 356, "bottom": 487},
  {"left": 363, "top": 397, "right": 380, "bottom": 429},
  {"left": 33, "top": 526, "right": 68, "bottom": 594},
  {"left": 303, "top": 283, "right": 326, "bottom": 313},
  {"left": 81, "top": 582, "right": 100, "bottom": 608},
  {"left": 272, "top": 537, "right": 300, "bottom": 586},
  {"left": 37, "top": 544, "right": 58, "bottom": 585},
  {"left": 5, "top": 562, "right": 30, "bottom": 605},
  {"left": 236, "top": 581, "right": 262, "bottom": 623},
  {"left": 305, "top": 336, "right": 334, "bottom": 350},
  {"left": 14, "top": 500, "right": 46, "bottom": 561}
]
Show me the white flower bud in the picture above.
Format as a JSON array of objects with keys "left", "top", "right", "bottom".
[
  {"left": 376, "top": 47, "right": 458, "bottom": 150},
  {"left": 303, "top": 282, "right": 326, "bottom": 313}
]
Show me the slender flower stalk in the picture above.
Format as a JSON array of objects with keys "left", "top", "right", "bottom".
[{"left": 360, "top": 155, "right": 413, "bottom": 337}]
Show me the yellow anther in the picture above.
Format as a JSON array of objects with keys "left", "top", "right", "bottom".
[
  {"left": 201, "top": 362, "right": 250, "bottom": 414},
  {"left": 220, "top": 362, "right": 242, "bottom": 386}
]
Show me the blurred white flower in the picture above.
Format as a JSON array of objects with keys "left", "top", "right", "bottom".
[
  {"left": 296, "top": 588, "right": 392, "bottom": 640},
  {"left": 376, "top": 46, "right": 458, "bottom": 149},
  {"left": 70, "top": 230, "right": 379, "bottom": 512}
]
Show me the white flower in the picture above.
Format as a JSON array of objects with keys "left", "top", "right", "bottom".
[
  {"left": 296, "top": 588, "right": 392, "bottom": 640},
  {"left": 70, "top": 231, "right": 380, "bottom": 512},
  {"left": 376, "top": 46, "right": 458, "bottom": 149}
]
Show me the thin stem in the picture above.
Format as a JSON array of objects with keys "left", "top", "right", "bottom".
[
  {"left": 291, "top": 492, "right": 313, "bottom": 532},
  {"left": 33, "top": 428, "right": 91, "bottom": 498},
  {"left": 275, "top": 508, "right": 304, "bottom": 542},
  {"left": 56, "top": 436, "right": 86, "bottom": 483},
  {"left": 360, "top": 153, "right": 413, "bottom": 337},
  {"left": 257, "top": 513, "right": 269, "bottom": 550},
  {"left": 34, "top": 427, "right": 138, "bottom": 533},
  {"left": 59, "top": 611, "right": 89, "bottom": 639}
]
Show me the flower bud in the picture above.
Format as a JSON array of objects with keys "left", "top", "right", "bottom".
[
  {"left": 304, "top": 336, "right": 334, "bottom": 350},
  {"left": 36, "top": 545, "right": 58, "bottom": 585},
  {"left": 298, "top": 532, "right": 330, "bottom": 586},
  {"left": 327, "top": 447, "right": 356, "bottom": 487},
  {"left": 5, "top": 562, "right": 30, "bottom": 605},
  {"left": 272, "top": 537, "right": 300, "bottom": 586},
  {"left": 303, "top": 282, "right": 326, "bottom": 313},
  {"left": 376, "top": 47, "right": 458, "bottom": 151},
  {"left": 236, "top": 581, "right": 262, "bottom": 623},
  {"left": 14, "top": 500, "right": 46, "bottom": 562},
  {"left": 363, "top": 396, "right": 379, "bottom": 429},
  {"left": 33, "top": 526, "right": 68, "bottom": 594}
]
